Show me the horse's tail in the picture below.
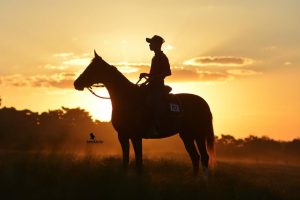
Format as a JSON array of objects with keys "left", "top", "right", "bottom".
[{"left": 206, "top": 114, "right": 216, "bottom": 168}]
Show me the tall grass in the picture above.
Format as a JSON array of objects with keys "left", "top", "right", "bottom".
[{"left": 1, "top": 153, "right": 299, "bottom": 200}]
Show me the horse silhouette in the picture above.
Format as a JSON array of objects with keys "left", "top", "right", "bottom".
[{"left": 74, "top": 51, "right": 215, "bottom": 175}]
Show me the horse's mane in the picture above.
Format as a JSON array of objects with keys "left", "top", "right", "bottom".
[{"left": 100, "top": 57, "right": 137, "bottom": 89}]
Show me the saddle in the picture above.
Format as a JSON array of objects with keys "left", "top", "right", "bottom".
[
  {"left": 165, "top": 93, "right": 182, "bottom": 114},
  {"left": 164, "top": 85, "right": 172, "bottom": 94}
]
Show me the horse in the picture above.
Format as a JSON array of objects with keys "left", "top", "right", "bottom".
[{"left": 74, "top": 51, "right": 215, "bottom": 175}]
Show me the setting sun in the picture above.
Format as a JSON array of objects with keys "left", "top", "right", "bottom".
[{"left": 84, "top": 88, "right": 112, "bottom": 122}]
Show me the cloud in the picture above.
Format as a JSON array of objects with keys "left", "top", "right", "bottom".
[
  {"left": 116, "top": 66, "right": 140, "bottom": 74},
  {"left": 178, "top": 56, "right": 259, "bottom": 81},
  {"left": 167, "top": 69, "right": 200, "bottom": 82},
  {"left": 197, "top": 70, "right": 233, "bottom": 81},
  {"left": 111, "top": 61, "right": 149, "bottom": 67},
  {"left": 44, "top": 64, "right": 70, "bottom": 70},
  {"left": 62, "top": 58, "right": 91, "bottom": 66},
  {"left": 0, "top": 73, "right": 77, "bottom": 89},
  {"left": 227, "top": 69, "right": 262, "bottom": 76},
  {"left": 1, "top": 74, "right": 28, "bottom": 87},
  {"left": 107, "top": 61, "right": 259, "bottom": 83},
  {"left": 183, "top": 56, "right": 254, "bottom": 67},
  {"left": 6, "top": 52, "right": 260, "bottom": 90},
  {"left": 0, "top": 66, "right": 261, "bottom": 89},
  {"left": 43, "top": 52, "right": 93, "bottom": 71},
  {"left": 167, "top": 69, "right": 232, "bottom": 82},
  {"left": 110, "top": 62, "right": 149, "bottom": 74}
]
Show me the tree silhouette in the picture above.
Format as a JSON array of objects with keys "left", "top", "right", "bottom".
[
  {"left": 0, "top": 106, "right": 299, "bottom": 164},
  {"left": 0, "top": 106, "right": 117, "bottom": 153}
]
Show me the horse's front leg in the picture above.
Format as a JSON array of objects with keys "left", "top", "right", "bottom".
[
  {"left": 118, "top": 134, "right": 130, "bottom": 171},
  {"left": 131, "top": 137, "right": 143, "bottom": 174}
]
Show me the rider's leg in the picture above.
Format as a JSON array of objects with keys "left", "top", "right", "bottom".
[{"left": 146, "top": 84, "right": 163, "bottom": 135}]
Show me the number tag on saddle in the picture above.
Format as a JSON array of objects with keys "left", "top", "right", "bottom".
[{"left": 169, "top": 103, "right": 180, "bottom": 112}]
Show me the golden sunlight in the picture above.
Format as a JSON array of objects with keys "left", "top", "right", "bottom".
[
  {"left": 82, "top": 88, "right": 112, "bottom": 122},
  {"left": 90, "top": 100, "right": 112, "bottom": 122}
]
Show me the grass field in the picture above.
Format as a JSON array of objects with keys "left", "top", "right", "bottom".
[{"left": 1, "top": 153, "right": 299, "bottom": 200}]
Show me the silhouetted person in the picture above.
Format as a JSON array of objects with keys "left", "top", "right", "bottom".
[
  {"left": 90, "top": 132, "right": 96, "bottom": 140},
  {"left": 140, "top": 35, "right": 171, "bottom": 134}
]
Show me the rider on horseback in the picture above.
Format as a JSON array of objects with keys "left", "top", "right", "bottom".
[{"left": 140, "top": 35, "right": 171, "bottom": 135}]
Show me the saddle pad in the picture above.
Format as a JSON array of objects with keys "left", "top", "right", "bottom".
[
  {"left": 169, "top": 103, "right": 180, "bottom": 112},
  {"left": 166, "top": 94, "right": 182, "bottom": 114}
]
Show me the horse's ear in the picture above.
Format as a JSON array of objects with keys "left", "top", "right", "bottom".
[{"left": 94, "top": 50, "right": 101, "bottom": 59}]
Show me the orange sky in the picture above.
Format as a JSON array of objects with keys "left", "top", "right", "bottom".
[{"left": 0, "top": 0, "right": 299, "bottom": 140}]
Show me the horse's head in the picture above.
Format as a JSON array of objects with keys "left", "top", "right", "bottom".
[{"left": 74, "top": 50, "right": 108, "bottom": 91}]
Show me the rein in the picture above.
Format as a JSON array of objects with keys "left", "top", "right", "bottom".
[
  {"left": 87, "top": 84, "right": 111, "bottom": 99},
  {"left": 86, "top": 77, "right": 146, "bottom": 100}
]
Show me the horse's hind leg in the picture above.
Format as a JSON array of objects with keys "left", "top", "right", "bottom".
[
  {"left": 181, "top": 137, "right": 200, "bottom": 175},
  {"left": 196, "top": 136, "right": 209, "bottom": 171}
]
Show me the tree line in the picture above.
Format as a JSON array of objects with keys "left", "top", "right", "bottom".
[
  {"left": 0, "top": 106, "right": 299, "bottom": 163},
  {"left": 0, "top": 106, "right": 117, "bottom": 154},
  {"left": 215, "top": 134, "right": 300, "bottom": 164}
]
